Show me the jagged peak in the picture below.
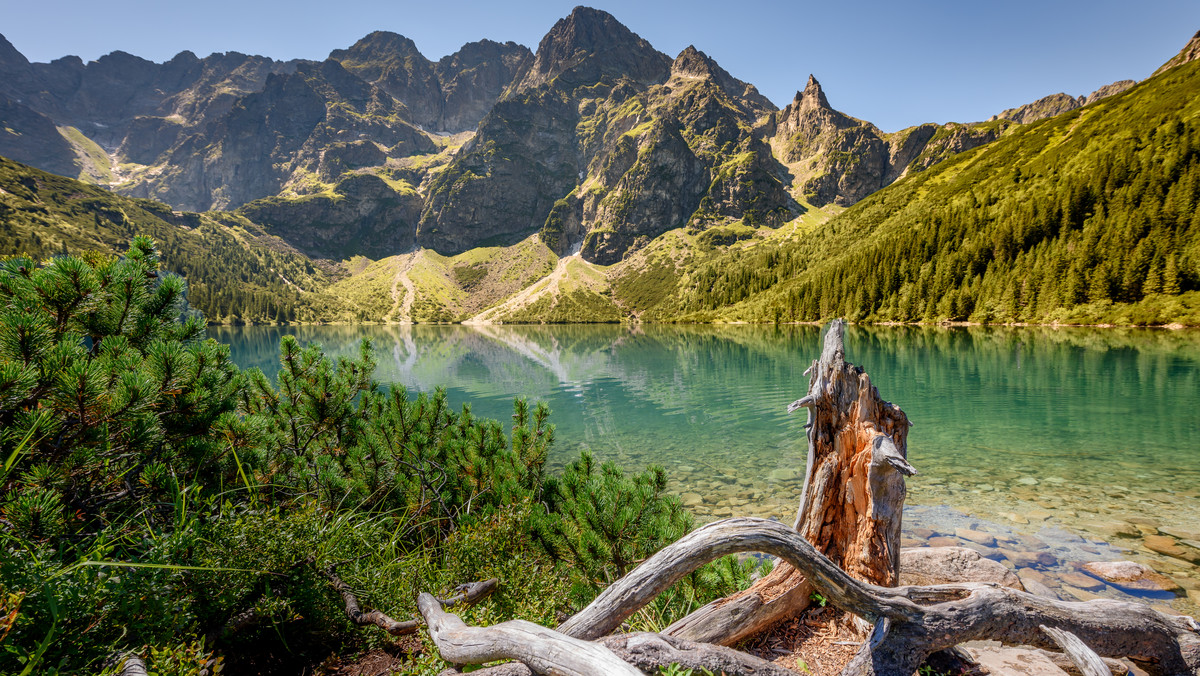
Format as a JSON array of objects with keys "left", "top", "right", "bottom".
[
  {"left": 671, "top": 45, "right": 719, "bottom": 79},
  {"left": 438, "top": 39, "right": 531, "bottom": 69},
  {"left": 329, "top": 31, "right": 425, "bottom": 64},
  {"left": 518, "top": 5, "right": 669, "bottom": 88},
  {"left": 799, "top": 74, "right": 830, "bottom": 109},
  {"left": 1153, "top": 28, "right": 1200, "bottom": 76},
  {"left": 0, "top": 33, "right": 30, "bottom": 72}
]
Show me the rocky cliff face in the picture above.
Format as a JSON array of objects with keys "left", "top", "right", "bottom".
[
  {"left": 1154, "top": 29, "right": 1200, "bottom": 76},
  {"left": 0, "top": 28, "right": 524, "bottom": 215},
  {"left": 991, "top": 92, "right": 1084, "bottom": 125},
  {"left": 989, "top": 80, "right": 1138, "bottom": 126},
  {"left": 330, "top": 32, "right": 531, "bottom": 133},
  {"left": 238, "top": 173, "right": 422, "bottom": 259}
]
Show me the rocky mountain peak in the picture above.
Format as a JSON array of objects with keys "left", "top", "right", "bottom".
[
  {"left": 0, "top": 33, "right": 30, "bottom": 73},
  {"left": 668, "top": 45, "right": 774, "bottom": 115},
  {"left": 797, "top": 74, "right": 830, "bottom": 110},
  {"left": 1154, "top": 29, "right": 1200, "bottom": 76},
  {"left": 671, "top": 45, "right": 717, "bottom": 78},
  {"left": 329, "top": 31, "right": 424, "bottom": 64},
  {"left": 517, "top": 5, "right": 670, "bottom": 90}
]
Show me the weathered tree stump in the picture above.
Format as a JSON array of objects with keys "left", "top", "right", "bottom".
[{"left": 666, "top": 319, "right": 913, "bottom": 645}]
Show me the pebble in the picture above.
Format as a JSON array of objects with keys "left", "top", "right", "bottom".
[
  {"left": 1144, "top": 535, "right": 1200, "bottom": 564},
  {"left": 1015, "top": 534, "right": 1050, "bottom": 550},
  {"left": 1160, "top": 526, "right": 1200, "bottom": 540},
  {"left": 767, "top": 468, "right": 797, "bottom": 482},
  {"left": 956, "top": 528, "right": 997, "bottom": 547},
  {"left": 1058, "top": 572, "right": 1106, "bottom": 591},
  {"left": 999, "top": 549, "right": 1058, "bottom": 568},
  {"left": 1062, "top": 585, "right": 1103, "bottom": 602},
  {"left": 1019, "top": 567, "right": 1050, "bottom": 584}
]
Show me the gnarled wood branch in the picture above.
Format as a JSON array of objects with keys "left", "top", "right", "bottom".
[
  {"left": 1041, "top": 625, "right": 1112, "bottom": 676},
  {"left": 418, "top": 592, "right": 642, "bottom": 676},
  {"left": 557, "top": 517, "right": 1200, "bottom": 676},
  {"left": 438, "top": 631, "right": 800, "bottom": 676}
]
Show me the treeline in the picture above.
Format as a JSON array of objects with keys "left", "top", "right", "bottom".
[
  {"left": 0, "top": 239, "right": 760, "bottom": 674},
  {"left": 671, "top": 60, "right": 1200, "bottom": 326}
]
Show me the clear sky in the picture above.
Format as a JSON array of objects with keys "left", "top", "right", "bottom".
[{"left": 2, "top": 0, "right": 1197, "bottom": 132}]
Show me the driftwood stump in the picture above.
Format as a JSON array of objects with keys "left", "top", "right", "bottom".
[{"left": 666, "top": 319, "right": 913, "bottom": 645}]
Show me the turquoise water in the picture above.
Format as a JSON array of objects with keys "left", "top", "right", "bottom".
[{"left": 209, "top": 323, "right": 1200, "bottom": 609}]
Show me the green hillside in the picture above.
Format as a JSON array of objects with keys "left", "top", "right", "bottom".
[
  {"left": 667, "top": 59, "right": 1200, "bottom": 326},
  {"left": 0, "top": 157, "right": 367, "bottom": 323}
]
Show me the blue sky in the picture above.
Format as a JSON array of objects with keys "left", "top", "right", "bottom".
[{"left": 2, "top": 0, "right": 1197, "bottom": 132}]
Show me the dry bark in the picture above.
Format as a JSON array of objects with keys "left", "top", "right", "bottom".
[
  {"left": 418, "top": 592, "right": 642, "bottom": 676},
  {"left": 667, "top": 319, "right": 913, "bottom": 646},
  {"left": 440, "top": 632, "right": 799, "bottom": 676}
]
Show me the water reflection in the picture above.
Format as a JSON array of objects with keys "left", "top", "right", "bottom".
[{"left": 208, "top": 323, "right": 1200, "bottom": 522}]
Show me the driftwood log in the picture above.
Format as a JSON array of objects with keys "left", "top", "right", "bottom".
[
  {"left": 430, "top": 518, "right": 1200, "bottom": 675},
  {"left": 421, "top": 321, "right": 1200, "bottom": 676},
  {"left": 666, "top": 319, "right": 913, "bottom": 646}
]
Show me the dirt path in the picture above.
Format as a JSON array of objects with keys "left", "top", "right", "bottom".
[
  {"left": 465, "top": 251, "right": 578, "bottom": 324},
  {"left": 384, "top": 251, "right": 419, "bottom": 324}
]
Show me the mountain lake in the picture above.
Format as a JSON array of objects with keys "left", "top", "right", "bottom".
[{"left": 210, "top": 323, "right": 1200, "bottom": 615}]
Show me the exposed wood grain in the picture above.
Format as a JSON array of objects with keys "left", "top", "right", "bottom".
[
  {"left": 1042, "top": 624, "right": 1115, "bottom": 676},
  {"left": 438, "top": 632, "right": 801, "bottom": 676},
  {"left": 418, "top": 592, "right": 641, "bottom": 676}
]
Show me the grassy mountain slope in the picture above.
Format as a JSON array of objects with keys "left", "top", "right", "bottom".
[
  {"left": 0, "top": 156, "right": 366, "bottom": 323},
  {"left": 664, "top": 58, "right": 1200, "bottom": 326}
]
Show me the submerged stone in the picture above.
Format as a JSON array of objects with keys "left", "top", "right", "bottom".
[{"left": 1081, "top": 560, "right": 1181, "bottom": 593}]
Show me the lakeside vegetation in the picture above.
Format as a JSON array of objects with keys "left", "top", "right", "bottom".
[{"left": 0, "top": 239, "right": 766, "bottom": 674}]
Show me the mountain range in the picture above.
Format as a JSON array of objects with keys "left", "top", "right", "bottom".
[{"left": 0, "top": 12, "right": 1197, "bottom": 326}]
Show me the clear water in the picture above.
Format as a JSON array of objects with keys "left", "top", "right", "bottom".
[{"left": 209, "top": 323, "right": 1200, "bottom": 611}]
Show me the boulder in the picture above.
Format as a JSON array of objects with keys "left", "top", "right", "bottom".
[
  {"left": 1080, "top": 561, "right": 1181, "bottom": 593},
  {"left": 899, "top": 547, "right": 1023, "bottom": 590},
  {"left": 962, "top": 645, "right": 1070, "bottom": 676}
]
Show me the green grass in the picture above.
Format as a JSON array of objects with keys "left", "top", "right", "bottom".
[{"left": 57, "top": 126, "right": 113, "bottom": 184}]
